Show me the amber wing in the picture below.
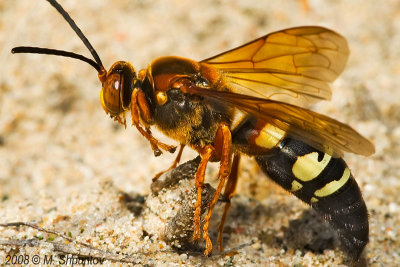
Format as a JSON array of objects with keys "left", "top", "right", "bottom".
[
  {"left": 202, "top": 26, "right": 349, "bottom": 108},
  {"left": 187, "top": 86, "right": 374, "bottom": 156}
]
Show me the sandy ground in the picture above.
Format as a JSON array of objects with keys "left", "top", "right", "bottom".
[{"left": 1, "top": 0, "right": 400, "bottom": 266}]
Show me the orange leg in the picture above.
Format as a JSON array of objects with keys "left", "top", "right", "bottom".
[
  {"left": 202, "top": 123, "right": 232, "bottom": 256},
  {"left": 192, "top": 145, "right": 215, "bottom": 241},
  {"left": 131, "top": 88, "right": 176, "bottom": 156},
  {"left": 217, "top": 153, "right": 240, "bottom": 251},
  {"left": 152, "top": 144, "right": 185, "bottom": 181}
]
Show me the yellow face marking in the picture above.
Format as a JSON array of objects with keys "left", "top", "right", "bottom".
[
  {"left": 254, "top": 124, "right": 285, "bottom": 149},
  {"left": 314, "top": 168, "right": 351, "bottom": 197},
  {"left": 292, "top": 152, "right": 332, "bottom": 182},
  {"left": 291, "top": 180, "right": 303, "bottom": 192},
  {"left": 310, "top": 197, "right": 319, "bottom": 203}
]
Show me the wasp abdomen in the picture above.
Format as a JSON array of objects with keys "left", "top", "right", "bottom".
[{"left": 255, "top": 138, "right": 368, "bottom": 260}]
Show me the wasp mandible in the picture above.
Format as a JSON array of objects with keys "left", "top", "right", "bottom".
[{"left": 12, "top": 0, "right": 375, "bottom": 260}]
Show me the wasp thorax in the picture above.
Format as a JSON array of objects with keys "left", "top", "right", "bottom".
[{"left": 100, "top": 61, "right": 137, "bottom": 117}]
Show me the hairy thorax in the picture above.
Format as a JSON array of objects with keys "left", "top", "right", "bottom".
[{"left": 153, "top": 90, "right": 234, "bottom": 148}]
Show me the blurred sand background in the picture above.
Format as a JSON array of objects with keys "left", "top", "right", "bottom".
[{"left": 0, "top": 0, "right": 399, "bottom": 266}]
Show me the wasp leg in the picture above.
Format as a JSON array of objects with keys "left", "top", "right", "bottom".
[
  {"left": 202, "top": 123, "right": 232, "bottom": 256},
  {"left": 152, "top": 144, "right": 185, "bottom": 181},
  {"left": 217, "top": 153, "right": 240, "bottom": 252},
  {"left": 192, "top": 145, "right": 215, "bottom": 242},
  {"left": 131, "top": 88, "right": 176, "bottom": 156}
]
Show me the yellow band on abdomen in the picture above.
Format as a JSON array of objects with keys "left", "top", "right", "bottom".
[
  {"left": 314, "top": 168, "right": 351, "bottom": 197},
  {"left": 292, "top": 152, "right": 332, "bottom": 182},
  {"left": 254, "top": 124, "right": 285, "bottom": 149}
]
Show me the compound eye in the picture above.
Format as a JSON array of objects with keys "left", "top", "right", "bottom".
[
  {"left": 101, "top": 73, "right": 123, "bottom": 115},
  {"left": 156, "top": 91, "right": 168, "bottom": 105}
]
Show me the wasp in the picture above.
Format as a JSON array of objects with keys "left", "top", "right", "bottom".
[{"left": 13, "top": 0, "right": 374, "bottom": 261}]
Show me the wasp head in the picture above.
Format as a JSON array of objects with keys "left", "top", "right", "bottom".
[{"left": 100, "top": 61, "right": 137, "bottom": 126}]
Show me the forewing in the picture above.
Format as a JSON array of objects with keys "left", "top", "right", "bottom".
[
  {"left": 202, "top": 26, "right": 349, "bottom": 107},
  {"left": 187, "top": 87, "right": 375, "bottom": 157}
]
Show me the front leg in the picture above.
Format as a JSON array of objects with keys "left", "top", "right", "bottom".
[
  {"left": 131, "top": 88, "right": 177, "bottom": 156},
  {"left": 152, "top": 144, "right": 185, "bottom": 181}
]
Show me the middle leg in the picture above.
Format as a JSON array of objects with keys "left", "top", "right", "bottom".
[{"left": 202, "top": 122, "right": 232, "bottom": 256}]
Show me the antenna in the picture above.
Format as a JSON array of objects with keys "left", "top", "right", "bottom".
[
  {"left": 12, "top": 46, "right": 102, "bottom": 72},
  {"left": 11, "top": 0, "right": 105, "bottom": 75}
]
